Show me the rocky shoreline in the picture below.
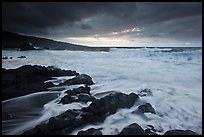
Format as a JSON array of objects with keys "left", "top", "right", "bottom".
[{"left": 2, "top": 65, "right": 198, "bottom": 135}]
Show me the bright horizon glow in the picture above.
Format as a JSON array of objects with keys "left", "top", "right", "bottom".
[
  {"left": 57, "top": 36, "right": 201, "bottom": 47},
  {"left": 64, "top": 36, "right": 134, "bottom": 47}
]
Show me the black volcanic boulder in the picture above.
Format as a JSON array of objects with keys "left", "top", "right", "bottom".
[
  {"left": 118, "top": 123, "right": 145, "bottom": 135},
  {"left": 59, "top": 93, "right": 95, "bottom": 104},
  {"left": 138, "top": 103, "right": 156, "bottom": 114},
  {"left": 59, "top": 85, "right": 94, "bottom": 104},
  {"left": 65, "top": 86, "right": 91, "bottom": 95},
  {"left": 83, "top": 92, "right": 139, "bottom": 118},
  {"left": 59, "top": 74, "right": 94, "bottom": 86},
  {"left": 164, "top": 129, "right": 197, "bottom": 135},
  {"left": 77, "top": 128, "right": 102, "bottom": 135},
  {"left": 19, "top": 42, "right": 36, "bottom": 51}
]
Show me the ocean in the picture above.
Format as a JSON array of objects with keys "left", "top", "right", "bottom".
[{"left": 2, "top": 47, "right": 202, "bottom": 135}]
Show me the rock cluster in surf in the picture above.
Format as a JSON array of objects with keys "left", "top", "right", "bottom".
[
  {"left": 2, "top": 65, "right": 79, "bottom": 100},
  {"left": 2, "top": 65, "right": 198, "bottom": 135}
]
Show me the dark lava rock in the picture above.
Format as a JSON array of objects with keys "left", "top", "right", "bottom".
[
  {"left": 164, "top": 129, "right": 197, "bottom": 135},
  {"left": 59, "top": 86, "right": 94, "bottom": 104},
  {"left": 22, "top": 92, "right": 139, "bottom": 135},
  {"left": 2, "top": 56, "right": 12, "bottom": 59},
  {"left": 138, "top": 103, "right": 156, "bottom": 114},
  {"left": 144, "top": 125, "right": 157, "bottom": 135},
  {"left": 77, "top": 128, "right": 102, "bottom": 135},
  {"left": 83, "top": 92, "right": 139, "bottom": 120},
  {"left": 145, "top": 129, "right": 158, "bottom": 135},
  {"left": 2, "top": 56, "right": 8, "bottom": 59},
  {"left": 17, "top": 56, "right": 26, "bottom": 58},
  {"left": 2, "top": 65, "right": 79, "bottom": 100},
  {"left": 59, "top": 93, "right": 95, "bottom": 104},
  {"left": 65, "top": 85, "right": 91, "bottom": 96},
  {"left": 59, "top": 74, "right": 94, "bottom": 86},
  {"left": 139, "top": 88, "right": 153, "bottom": 97},
  {"left": 118, "top": 123, "right": 145, "bottom": 135},
  {"left": 19, "top": 42, "right": 36, "bottom": 51}
]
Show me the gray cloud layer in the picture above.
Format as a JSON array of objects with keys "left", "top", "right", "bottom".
[{"left": 2, "top": 2, "right": 202, "bottom": 46}]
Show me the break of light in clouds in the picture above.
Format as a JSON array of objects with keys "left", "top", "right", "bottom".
[{"left": 2, "top": 2, "right": 202, "bottom": 47}]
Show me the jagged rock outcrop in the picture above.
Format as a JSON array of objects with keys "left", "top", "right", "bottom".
[
  {"left": 2, "top": 65, "right": 81, "bottom": 100},
  {"left": 59, "top": 85, "right": 95, "bottom": 104},
  {"left": 59, "top": 74, "right": 94, "bottom": 86},
  {"left": 22, "top": 92, "right": 139, "bottom": 135}
]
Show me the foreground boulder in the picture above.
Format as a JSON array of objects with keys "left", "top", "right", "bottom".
[
  {"left": 2, "top": 65, "right": 80, "bottom": 100},
  {"left": 77, "top": 128, "right": 102, "bottom": 135},
  {"left": 22, "top": 92, "right": 139, "bottom": 135},
  {"left": 118, "top": 123, "right": 145, "bottom": 135},
  {"left": 59, "top": 74, "right": 94, "bottom": 86},
  {"left": 164, "top": 129, "right": 197, "bottom": 135}
]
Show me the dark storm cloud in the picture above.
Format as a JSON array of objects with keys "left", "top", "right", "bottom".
[
  {"left": 2, "top": 2, "right": 202, "bottom": 46},
  {"left": 133, "top": 2, "right": 201, "bottom": 25},
  {"left": 80, "top": 24, "right": 92, "bottom": 30},
  {"left": 2, "top": 2, "right": 137, "bottom": 34}
]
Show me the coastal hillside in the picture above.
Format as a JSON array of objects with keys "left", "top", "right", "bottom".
[{"left": 2, "top": 31, "right": 109, "bottom": 51}]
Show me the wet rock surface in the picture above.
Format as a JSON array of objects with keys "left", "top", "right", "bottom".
[
  {"left": 2, "top": 65, "right": 80, "bottom": 101},
  {"left": 2, "top": 65, "right": 199, "bottom": 135},
  {"left": 118, "top": 123, "right": 145, "bottom": 135},
  {"left": 138, "top": 103, "right": 156, "bottom": 114},
  {"left": 22, "top": 92, "right": 139, "bottom": 135},
  {"left": 138, "top": 88, "right": 153, "bottom": 97},
  {"left": 59, "top": 85, "right": 95, "bottom": 104},
  {"left": 164, "top": 129, "right": 197, "bottom": 135},
  {"left": 59, "top": 74, "right": 94, "bottom": 86},
  {"left": 77, "top": 128, "right": 103, "bottom": 135}
]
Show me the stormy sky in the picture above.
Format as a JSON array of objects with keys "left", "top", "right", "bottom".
[{"left": 2, "top": 2, "right": 202, "bottom": 47}]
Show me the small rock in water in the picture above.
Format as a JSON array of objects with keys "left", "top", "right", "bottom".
[
  {"left": 2, "top": 56, "right": 8, "bottom": 59},
  {"left": 138, "top": 103, "right": 156, "bottom": 114},
  {"left": 17, "top": 56, "right": 26, "bottom": 58},
  {"left": 144, "top": 125, "right": 157, "bottom": 135},
  {"left": 187, "top": 57, "right": 192, "bottom": 61},
  {"left": 139, "top": 88, "right": 152, "bottom": 97},
  {"left": 145, "top": 129, "right": 158, "bottom": 135}
]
